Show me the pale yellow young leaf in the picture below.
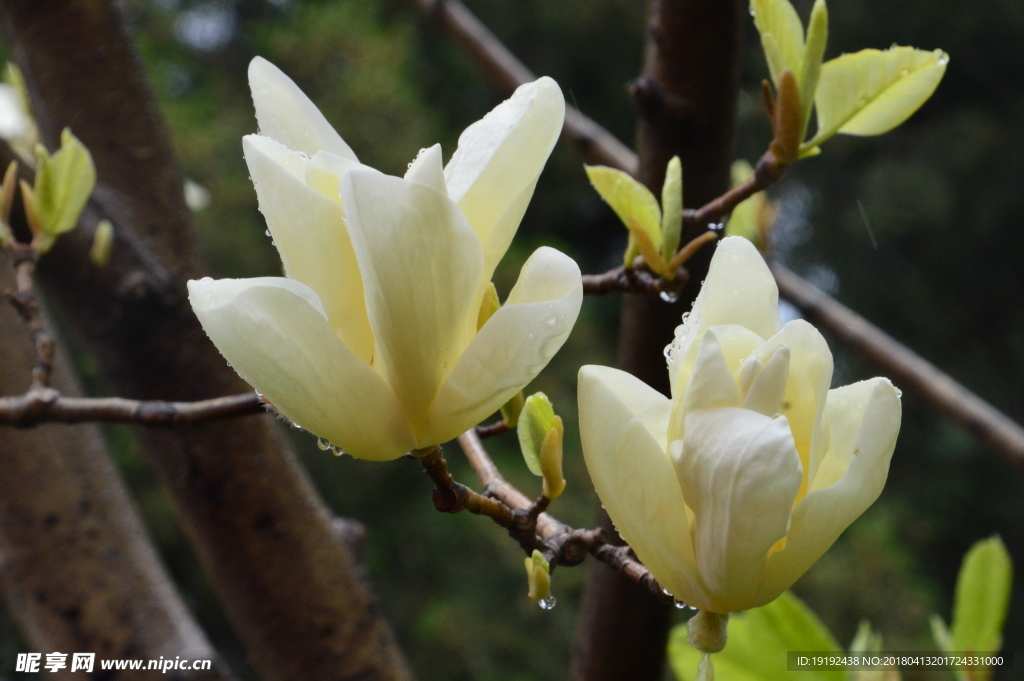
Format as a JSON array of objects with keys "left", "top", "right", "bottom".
[
  {"left": 750, "top": 0, "right": 805, "bottom": 87},
  {"left": 807, "top": 47, "right": 948, "bottom": 149},
  {"left": 33, "top": 128, "right": 96, "bottom": 238},
  {"left": 661, "top": 156, "right": 683, "bottom": 261},
  {"left": 585, "top": 164, "right": 662, "bottom": 251},
  {"left": 799, "top": 0, "right": 828, "bottom": 138}
]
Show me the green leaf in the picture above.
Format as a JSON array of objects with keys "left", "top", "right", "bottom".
[
  {"left": 806, "top": 47, "right": 947, "bottom": 150},
  {"left": 661, "top": 156, "right": 683, "bottom": 261},
  {"left": 799, "top": 0, "right": 828, "bottom": 138},
  {"left": 750, "top": 0, "right": 805, "bottom": 88},
  {"left": 33, "top": 127, "right": 96, "bottom": 241},
  {"left": 585, "top": 164, "right": 662, "bottom": 251},
  {"left": 669, "top": 592, "right": 843, "bottom": 681},
  {"left": 517, "top": 392, "right": 557, "bottom": 477},
  {"left": 950, "top": 536, "right": 1012, "bottom": 657}
]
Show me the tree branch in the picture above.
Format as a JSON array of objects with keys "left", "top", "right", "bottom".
[
  {"left": 772, "top": 264, "right": 1024, "bottom": 468},
  {"left": 0, "top": 390, "right": 264, "bottom": 427},
  {"left": 419, "top": 431, "right": 674, "bottom": 602}
]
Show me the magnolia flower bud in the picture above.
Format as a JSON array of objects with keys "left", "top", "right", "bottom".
[
  {"left": 517, "top": 392, "right": 566, "bottom": 499},
  {"left": 89, "top": 220, "right": 114, "bottom": 267},
  {"left": 579, "top": 237, "right": 901, "bottom": 614},
  {"left": 524, "top": 549, "right": 551, "bottom": 602}
]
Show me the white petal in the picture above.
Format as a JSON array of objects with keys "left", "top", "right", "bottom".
[
  {"left": 668, "top": 237, "right": 782, "bottom": 391},
  {"left": 305, "top": 150, "right": 363, "bottom": 199},
  {"left": 668, "top": 329, "right": 744, "bottom": 443},
  {"left": 188, "top": 277, "right": 414, "bottom": 461},
  {"left": 758, "top": 378, "right": 901, "bottom": 604},
  {"left": 424, "top": 247, "right": 582, "bottom": 444},
  {"left": 444, "top": 77, "right": 564, "bottom": 280},
  {"left": 675, "top": 407, "right": 803, "bottom": 612},
  {"left": 757, "top": 320, "right": 834, "bottom": 491},
  {"left": 243, "top": 135, "right": 374, "bottom": 363},
  {"left": 578, "top": 365, "right": 709, "bottom": 608},
  {"left": 405, "top": 144, "right": 448, "bottom": 197},
  {"left": 248, "top": 57, "right": 358, "bottom": 160},
  {"left": 341, "top": 169, "right": 484, "bottom": 438},
  {"left": 743, "top": 345, "right": 790, "bottom": 416}
]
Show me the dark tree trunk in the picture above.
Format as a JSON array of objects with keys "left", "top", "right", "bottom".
[
  {"left": 572, "top": 1, "right": 745, "bottom": 679},
  {"left": 0, "top": 1, "right": 412, "bottom": 679}
]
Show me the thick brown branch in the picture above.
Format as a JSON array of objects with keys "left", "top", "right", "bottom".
[
  {"left": 0, "top": 390, "right": 264, "bottom": 427},
  {"left": 772, "top": 264, "right": 1024, "bottom": 468}
]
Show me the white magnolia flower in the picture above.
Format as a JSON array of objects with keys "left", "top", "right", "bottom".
[
  {"left": 189, "top": 58, "right": 582, "bottom": 461},
  {"left": 578, "top": 236, "right": 901, "bottom": 613}
]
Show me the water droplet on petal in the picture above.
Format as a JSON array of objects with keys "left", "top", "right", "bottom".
[
  {"left": 662, "top": 587, "right": 673, "bottom": 597},
  {"left": 545, "top": 316, "right": 557, "bottom": 326},
  {"left": 659, "top": 291, "right": 679, "bottom": 303},
  {"left": 895, "top": 388, "right": 903, "bottom": 397},
  {"left": 317, "top": 438, "right": 331, "bottom": 451},
  {"left": 265, "top": 229, "right": 271, "bottom": 237},
  {"left": 333, "top": 447, "right": 347, "bottom": 457},
  {"left": 674, "top": 598, "right": 687, "bottom": 610},
  {"left": 539, "top": 596, "right": 557, "bottom": 610}
]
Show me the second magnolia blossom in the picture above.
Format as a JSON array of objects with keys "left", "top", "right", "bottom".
[
  {"left": 189, "top": 58, "right": 582, "bottom": 461},
  {"left": 579, "top": 237, "right": 901, "bottom": 614}
]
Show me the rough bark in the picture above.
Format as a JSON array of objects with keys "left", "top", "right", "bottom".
[
  {"left": 0, "top": 1, "right": 411, "bottom": 679},
  {"left": 572, "top": 1, "right": 745, "bottom": 679},
  {"left": 0, "top": 266, "right": 227, "bottom": 680}
]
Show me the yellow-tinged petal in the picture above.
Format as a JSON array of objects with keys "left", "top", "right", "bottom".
[
  {"left": 248, "top": 57, "right": 358, "bottom": 160},
  {"left": 809, "top": 47, "right": 947, "bottom": 147},
  {"left": 672, "top": 330, "right": 743, "bottom": 441},
  {"left": 743, "top": 345, "right": 790, "bottom": 416},
  {"left": 305, "top": 149, "right": 362, "bottom": 199},
  {"left": 578, "top": 365, "right": 708, "bottom": 607},
  {"left": 674, "top": 407, "right": 803, "bottom": 612},
  {"left": 756, "top": 320, "right": 833, "bottom": 492},
  {"left": 445, "top": 77, "right": 564, "bottom": 281},
  {"left": 424, "top": 247, "right": 581, "bottom": 445},
  {"left": 757, "top": 377, "right": 900, "bottom": 604},
  {"left": 188, "top": 277, "right": 415, "bottom": 461},
  {"left": 405, "top": 144, "right": 448, "bottom": 197},
  {"left": 668, "top": 237, "right": 781, "bottom": 394},
  {"left": 341, "top": 169, "right": 483, "bottom": 439},
  {"left": 243, "top": 135, "right": 374, "bottom": 363}
]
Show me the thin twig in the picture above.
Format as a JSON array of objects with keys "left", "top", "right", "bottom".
[
  {"left": 0, "top": 390, "right": 266, "bottom": 427},
  {"left": 455, "top": 430, "right": 672, "bottom": 601},
  {"left": 473, "top": 420, "right": 509, "bottom": 438},
  {"left": 581, "top": 262, "right": 688, "bottom": 296}
]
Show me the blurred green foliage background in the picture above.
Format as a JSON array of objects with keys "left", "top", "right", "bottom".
[{"left": 2, "top": 0, "right": 1022, "bottom": 679}]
